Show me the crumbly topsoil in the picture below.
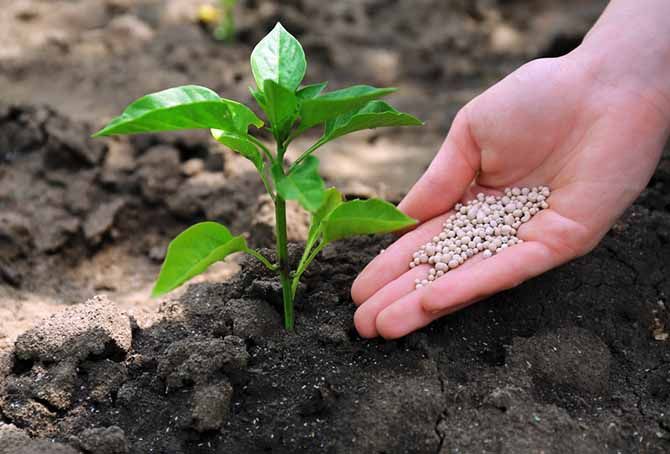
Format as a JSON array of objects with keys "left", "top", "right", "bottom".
[{"left": 1, "top": 203, "right": 669, "bottom": 453}]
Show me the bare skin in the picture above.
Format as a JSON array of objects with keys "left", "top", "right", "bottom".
[{"left": 351, "top": 0, "right": 670, "bottom": 339}]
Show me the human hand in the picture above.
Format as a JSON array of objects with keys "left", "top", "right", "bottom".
[{"left": 351, "top": 53, "right": 669, "bottom": 339}]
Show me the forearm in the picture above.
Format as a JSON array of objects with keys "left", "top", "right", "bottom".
[{"left": 570, "top": 0, "right": 670, "bottom": 122}]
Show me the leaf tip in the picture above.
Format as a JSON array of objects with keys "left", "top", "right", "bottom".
[{"left": 91, "top": 128, "right": 108, "bottom": 138}]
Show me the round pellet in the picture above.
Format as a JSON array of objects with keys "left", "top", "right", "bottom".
[{"left": 408, "top": 186, "right": 550, "bottom": 279}]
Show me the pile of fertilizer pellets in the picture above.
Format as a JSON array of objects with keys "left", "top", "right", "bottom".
[{"left": 410, "top": 186, "right": 551, "bottom": 289}]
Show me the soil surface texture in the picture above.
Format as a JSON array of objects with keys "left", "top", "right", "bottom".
[{"left": 1, "top": 207, "right": 670, "bottom": 453}]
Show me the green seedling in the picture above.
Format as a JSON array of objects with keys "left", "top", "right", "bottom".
[
  {"left": 214, "top": 0, "right": 237, "bottom": 42},
  {"left": 94, "top": 23, "right": 422, "bottom": 330},
  {"left": 197, "top": 0, "right": 236, "bottom": 42}
]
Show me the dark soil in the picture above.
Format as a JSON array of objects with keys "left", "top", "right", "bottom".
[{"left": 1, "top": 200, "right": 670, "bottom": 453}]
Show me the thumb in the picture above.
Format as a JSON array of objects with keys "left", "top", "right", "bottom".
[{"left": 398, "top": 109, "right": 480, "bottom": 222}]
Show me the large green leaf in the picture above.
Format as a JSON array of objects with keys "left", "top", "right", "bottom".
[
  {"left": 272, "top": 156, "right": 325, "bottom": 212},
  {"left": 299, "top": 85, "right": 396, "bottom": 131},
  {"left": 93, "top": 85, "right": 263, "bottom": 137},
  {"left": 324, "top": 101, "right": 423, "bottom": 141},
  {"left": 322, "top": 199, "right": 417, "bottom": 242},
  {"left": 263, "top": 79, "right": 299, "bottom": 139},
  {"left": 251, "top": 22, "right": 306, "bottom": 92},
  {"left": 152, "top": 222, "right": 248, "bottom": 297},
  {"left": 211, "top": 129, "right": 263, "bottom": 170},
  {"left": 296, "top": 82, "right": 328, "bottom": 100}
]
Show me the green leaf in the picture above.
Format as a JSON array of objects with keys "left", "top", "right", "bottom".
[
  {"left": 272, "top": 156, "right": 325, "bottom": 212},
  {"left": 299, "top": 85, "right": 396, "bottom": 131},
  {"left": 211, "top": 129, "right": 263, "bottom": 169},
  {"left": 322, "top": 199, "right": 417, "bottom": 242},
  {"left": 250, "top": 86, "right": 266, "bottom": 110},
  {"left": 324, "top": 101, "right": 423, "bottom": 141},
  {"left": 251, "top": 22, "right": 306, "bottom": 92},
  {"left": 93, "top": 85, "right": 263, "bottom": 137},
  {"left": 296, "top": 82, "right": 328, "bottom": 100},
  {"left": 152, "top": 222, "right": 248, "bottom": 297},
  {"left": 312, "top": 187, "right": 343, "bottom": 228},
  {"left": 263, "top": 79, "right": 299, "bottom": 139}
]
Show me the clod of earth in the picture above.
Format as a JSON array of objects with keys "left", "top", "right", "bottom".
[
  {"left": 410, "top": 186, "right": 551, "bottom": 289},
  {"left": 13, "top": 295, "right": 132, "bottom": 363}
]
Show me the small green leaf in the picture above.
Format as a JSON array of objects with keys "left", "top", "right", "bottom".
[
  {"left": 93, "top": 85, "right": 262, "bottom": 137},
  {"left": 306, "top": 187, "right": 343, "bottom": 246},
  {"left": 272, "top": 156, "right": 325, "bottom": 212},
  {"left": 296, "top": 82, "right": 328, "bottom": 100},
  {"left": 322, "top": 199, "right": 417, "bottom": 242},
  {"left": 324, "top": 101, "right": 423, "bottom": 141},
  {"left": 299, "top": 85, "right": 396, "bottom": 131},
  {"left": 313, "top": 187, "right": 343, "bottom": 227},
  {"left": 152, "top": 222, "right": 248, "bottom": 297},
  {"left": 251, "top": 22, "right": 306, "bottom": 92},
  {"left": 211, "top": 129, "right": 263, "bottom": 169},
  {"left": 263, "top": 79, "right": 299, "bottom": 139}
]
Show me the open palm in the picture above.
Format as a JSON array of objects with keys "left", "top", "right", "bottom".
[{"left": 351, "top": 56, "right": 669, "bottom": 339}]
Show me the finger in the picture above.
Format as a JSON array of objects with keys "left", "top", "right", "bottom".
[
  {"left": 375, "top": 207, "right": 590, "bottom": 339},
  {"left": 419, "top": 240, "right": 557, "bottom": 313},
  {"left": 421, "top": 206, "right": 585, "bottom": 314},
  {"left": 372, "top": 248, "right": 502, "bottom": 339},
  {"left": 398, "top": 110, "right": 480, "bottom": 222},
  {"left": 373, "top": 243, "right": 554, "bottom": 340},
  {"left": 353, "top": 265, "right": 430, "bottom": 338},
  {"left": 355, "top": 247, "right": 489, "bottom": 338},
  {"left": 374, "top": 290, "right": 461, "bottom": 340},
  {"left": 351, "top": 212, "right": 452, "bottom": 305}
]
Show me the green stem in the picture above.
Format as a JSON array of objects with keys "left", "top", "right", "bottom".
[
  {"left": 258, "top": 167, "right": 276, "bottom": 201},
  {"left": 272, "top": 140, "right": 294, "bottom": 330},
  {"left": 244, "top": 247, "right": 277, "bottom": 271},
  {"left": 248, "top": 135, "right": 274, "bottom": 162},
  {"left": 289, "top": 137, "right": 328, "bottom": 172},
  {"left": 291, "top": 239, "right": 326, "bottom": 297},
  {"left": 275, "top": 196, "right": 294, "bottom": 330}
]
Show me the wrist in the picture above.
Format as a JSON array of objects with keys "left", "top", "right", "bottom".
[{"left": 567, "top": 0, "right": 670, "bottom": 125}]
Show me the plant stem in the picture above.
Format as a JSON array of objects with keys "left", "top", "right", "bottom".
[
  {"left": 275, "top": 195, "right": 294, "bottom": 330},
  {"left": 289, "top": 137, "right": 327, "bottom": 172},
  {"left": 291, "top": 239, "right": 326, "bottom": 297},
  {"left": 243, "top": 247, "right": 278, "bottom": 271},
  {"left": 258, "top": 168, "right": 276, "bottom": 202},
  {"left": 248, "top": 135, "right": 274, "bottom": 162}
]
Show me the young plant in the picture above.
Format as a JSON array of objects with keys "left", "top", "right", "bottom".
[
  {"left": 197, "top": 0, "right": 236, "bottom": 42},
  {"left": 94, "top": 23, "right": 422, "bottom": 330},
  {"left": 215, "top": 0, "right": 237, "bottom": 42}
]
